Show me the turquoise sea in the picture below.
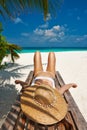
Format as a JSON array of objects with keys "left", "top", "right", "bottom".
[{"left": 20, "top": 47, "right": 87, "bottom": 53}]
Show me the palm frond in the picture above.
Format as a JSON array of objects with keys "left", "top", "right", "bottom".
[
  {"left": 10, "top": 50, "right": 20, "bottom": 62},
  {"left": 7, "top": 43, "right": 22, "bottom": 63},
  {"left": 0, "top": 0, "right": 63, "bottom": 20}
]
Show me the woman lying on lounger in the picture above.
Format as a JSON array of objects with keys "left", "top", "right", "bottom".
[
  {"left": 15, "top": 51, "right": 77, "bottom": 128},
  {"left": 15, "top": 51, "right": 77, "bottom": 94}
]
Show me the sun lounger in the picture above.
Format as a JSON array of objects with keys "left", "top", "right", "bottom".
[{"left": 1, "top": 71, "right": 87, "bottom": 130}]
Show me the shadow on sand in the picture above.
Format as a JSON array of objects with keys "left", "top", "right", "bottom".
[
  {"left": 0, "top": 62, "right": 47, "bottom": 127},
  {"left": 0, "top": 63, "right": 34, "bottom": 85},
  {"left": 0, "top": 63, "right": 33, "bottom": 120}
]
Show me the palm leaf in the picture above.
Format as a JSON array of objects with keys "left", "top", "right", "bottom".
[
  {"left": 0, "top": 0, "right": 63, "bottom": 20},
  {"left": 7, "top": 43, "right": 22, "bottom": 63},
  {"left": 10, "top": 50, "right": 20, "bottom": 62}
]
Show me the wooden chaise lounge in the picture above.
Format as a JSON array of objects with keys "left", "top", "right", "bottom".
[{"left": 0, "top": 71, "right": 87, "bottom": 130}]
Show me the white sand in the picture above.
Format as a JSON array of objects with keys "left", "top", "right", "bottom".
[{"left": 0, "top": 51, "right": 87, "bottom": 127}]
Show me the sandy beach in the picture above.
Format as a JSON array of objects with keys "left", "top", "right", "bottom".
[{"left": 0, "top": 51, "right": 87, "bottom": 127}]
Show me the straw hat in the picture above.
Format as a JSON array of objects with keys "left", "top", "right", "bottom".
[{"left": 21, "top": 84, "right": 67, "bottom": 125}]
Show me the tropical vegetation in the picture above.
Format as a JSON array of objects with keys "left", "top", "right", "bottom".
[
  {"left": 0, "top": 0, "right": 63, "bottom": 69},
  {"left": 0, "top": 22, "right": 21, "bottom": 69},
  {"left": 0, "top": 0, "right": 63, "bottom": 20}
]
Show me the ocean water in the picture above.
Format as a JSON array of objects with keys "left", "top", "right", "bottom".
[{"left": 20, "top": 47, "right": 87, "bottom": 53}]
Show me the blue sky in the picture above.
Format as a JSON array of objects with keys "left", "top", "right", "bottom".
[{"left": 1, "top": 0, "right": 87, "bottom": 47}]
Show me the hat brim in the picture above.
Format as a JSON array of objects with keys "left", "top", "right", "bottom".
[{"left": 21, "top": 85, "right": 67, "bottom": 125}]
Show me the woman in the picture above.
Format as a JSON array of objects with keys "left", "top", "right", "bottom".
[
  {"left": 15, "top": 51, "right": 77, "bottom": 128},
  {"left": 15, "top": 51, "right": 77, "bottom": 94}
]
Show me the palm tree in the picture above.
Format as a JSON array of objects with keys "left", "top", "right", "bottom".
[
  {"left": 0, "top": 0, "right": 63, "bottom": 68},
  {"left": 7, "top": 43, "right": 21, "bottom": 63},
  {"left": 0, "top": 22, "right": 21, "bottom": 69},
  {"left": 0, "top": 0, "right": 63, "bottom": 20}
]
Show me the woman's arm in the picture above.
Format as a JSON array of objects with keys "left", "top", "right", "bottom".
[
  {"left": 15, "top": 80, "right": 29, "bottom": 89},
  {"left": 58, "top": 83, "right": 77, "bottom": 95}
]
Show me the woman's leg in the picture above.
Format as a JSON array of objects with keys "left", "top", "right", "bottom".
[
  {"left": 34, "top": 51, "right": 43, "bottom": 76},
  {"left": 46, "top": 52, "right": 56, "bottom": 78},
  {"left": 15, "top": 52, "right": 43, "bottom": 87}
]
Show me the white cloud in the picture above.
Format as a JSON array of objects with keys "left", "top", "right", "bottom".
[
  {"left": 13, "top": 17, "right": 23, "bottom": 24},
  {"left": 45, "top": 29, "right": 56, "bottom": 37},
  {"left": 53, "top": 25, "right": 60, "bottom": 31},
  {"left": 21, "top": 33, "right": 30, "bottom": 37},
  {"left": 34, "top": 29, "right": 44, "bottom": 35},
  {"left": 49, "top": 38, "right": 58, "bottom": 42},
  {"left": 46, "top": 13, "right": 51, "bottom": 21},
  {"left": 76, "top": 35, "right": 87, "bottom": 42},
  {"left": 58, "top": 32, "right": 65, "bottom": 38},
  {"left": 18, "top": 24, "right": 68, "bottom": 46},
  {"left": 39, "top": 22, "right": 49, "bottom": 28},
  {"left": 33, "top": 24, "right": 65, "bottom": 42},
  {"left": 13, "top": 17, "right": 28, "bottom": 26}
]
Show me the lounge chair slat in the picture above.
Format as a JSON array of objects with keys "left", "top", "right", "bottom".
[
  {"left": 1, "top": 95, "right": 21, "bottom": 130},
  {"left": 14, "top": 112, "right": 26, "bottom": 130}
]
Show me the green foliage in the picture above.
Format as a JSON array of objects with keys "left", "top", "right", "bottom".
[
  {"left": 0, "top": 23, "right": 8, "bottom": 66},
  {"left": 0, "top": 22, "right": 3, "bottom": 32},
  {"left": 0, "top": 22, "right": 21, "bottom": 69},
  {"left": 0, "top": 0, "right": 63, "bottom": 20},
  {"left": 7, "top": 43, "right": 21, "bottom": 62}
]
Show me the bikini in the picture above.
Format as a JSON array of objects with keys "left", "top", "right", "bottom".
[{"left": 31, "top": 76, "right": 55, "bottom": 88}]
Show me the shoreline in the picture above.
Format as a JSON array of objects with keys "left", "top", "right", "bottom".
[
  {"left": 0, "top": 51, "right": 87, "bottom": 127},
  {"left": 20, "top": 48, "right": 87, "bottom": 53}
]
